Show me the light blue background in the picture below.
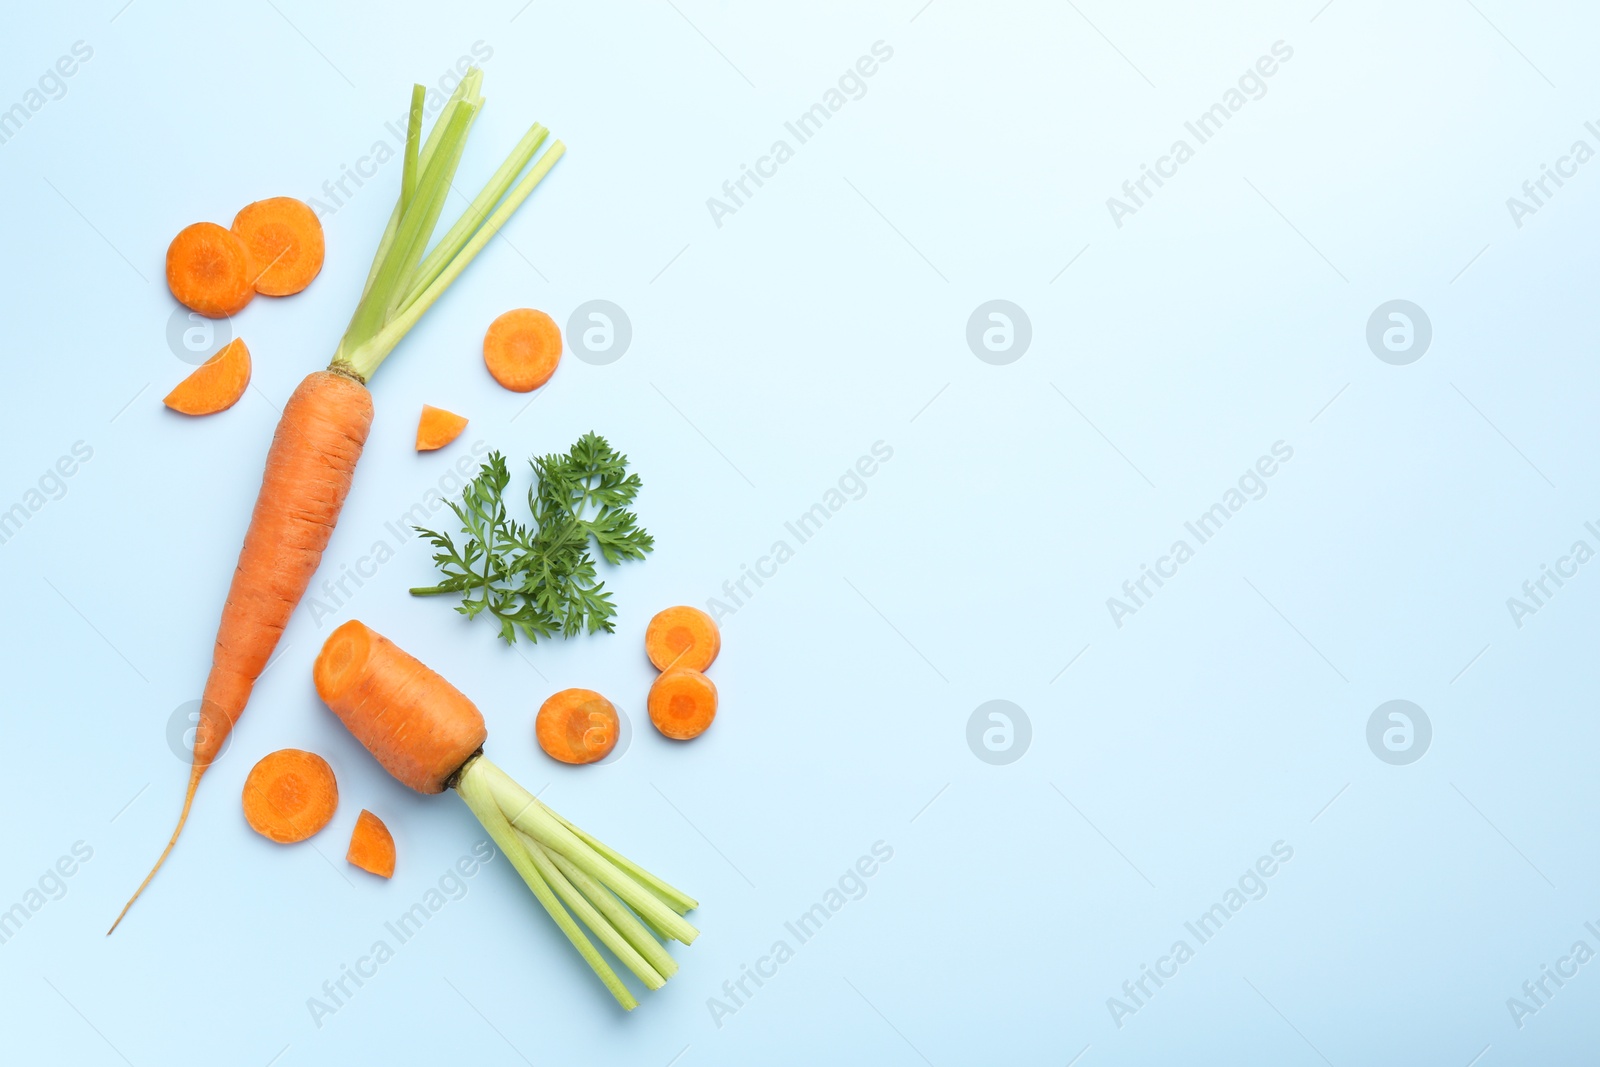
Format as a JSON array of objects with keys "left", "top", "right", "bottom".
[{"left": 2, "top": 1, "right": 1597, "bottom": 1064}]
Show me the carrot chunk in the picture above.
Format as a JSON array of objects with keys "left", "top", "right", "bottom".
[
  {"left": 241, "top": 749, "right": 339, "bottom": 844},
  {"left": 644, "top": 605, "right": 720, "bottom": 672},
  {"left": 163, "top": 337, "right": 251, "bottom": 416},
  {"left": 232, "top": 197, "right": 325, "bottom": 296},
  {"left": 483, "top": 308, "right": 562, "bottom": 392},
  {"left": 346, "top": 809, "right": 396, "bottom": 878},
  {"left": 647, "top": 669, "right": 717, "bottom": 741},
  {"left": 166, "top": 221, "right": 254, "bottom": 318},
  {"left": 415, "top": 404, "right": 468, "bottom": 451},
  {"left": 536, "top": 688, "right": 620, "bottom": 764}
]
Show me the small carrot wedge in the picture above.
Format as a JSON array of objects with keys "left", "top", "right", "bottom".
[
  {"left": 164, "top": 337, "right": 252, "bottom": 416},
  {"left": 346, "top": 809, "right": 396, "bottom": 878},
  {"left": 483, "top": 308, "right": 561, "bottom": 392},
  {"left": 647, "top": 668, "right": 718, "bottom": 740},
  {"left": 167, "top": 222, "right": 254, "bottom": 318},
  {"left": 415, "top": 404, "right": 468, "bottom": 451},
  {"left": 644, "top": 605, "right": 720, "bottom": 672},
  {"left": 241, "top": 749, "right": 339, "bottom": 844},
  {"left": 536, "top": 688, "right": 619, "bottom": 765},
  {"left": 232, "top": 197, "right": 325, "bottom": 296}
]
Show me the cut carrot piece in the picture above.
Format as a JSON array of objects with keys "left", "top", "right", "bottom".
[
  {"left": 644, "top": 605, "right": 720, "bottom": 672},
  {"left": 536, "top": 688, "right": 619, "bottom": 765},
  {"left": 166, "top": 222, "right": 254, "bottom": 318},
  {"left": 346, "top": 809, "right": 396, "bottom": 878},
  {"left": 232, "top": 197, "right": 326, "bottom": 296},
  {"left": 164, "top": 337, "right": 252, "bottom": 416},
  {"left": 415, "top": 404, "right": 468, "bottom": 451},
  {"left": 241, "top": 749, "right": 338, "bottom": 844},
  {"left": 647, "top": 669, "right": 717, "bottom": 741},
  {"left": 483, "top": 308, "right": 562, "bottom": 392}
]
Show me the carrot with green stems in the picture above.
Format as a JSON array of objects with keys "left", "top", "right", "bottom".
[
  {"left": 110, "top": 68, "right": 565, "bottom": 933},
  {"left": 314, "top": 619, "right": 698, "bottom": 1009}
]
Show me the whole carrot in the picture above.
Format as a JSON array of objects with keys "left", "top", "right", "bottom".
[{"left": 111, "top": 70, "right": 564, "bottom": 932}]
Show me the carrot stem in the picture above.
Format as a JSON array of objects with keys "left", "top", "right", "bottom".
[
  {"left": 400, "top": 84, "right": 423, "bottom": 215},
  {"left": 545, "top": 808, "right": 699, "bottom": 914},
  {"left": 456, "top": 758, "right": 637, "bottom": 1010},
  {"left": 543, "top": 846, "right": 679, "bottom": 981}
]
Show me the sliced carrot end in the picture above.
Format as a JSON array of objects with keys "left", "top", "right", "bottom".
[
  {"left": 483, "top": 308, "right": 562, "bottom": 392},
  {"left": 242, "top": 749, "right": 339, "bottom": 844},
  {"left": 346, "top": 809, "right": 396, "bottom": 878},
  {"left": 166, "top": 221, "right": 254, "bottom": 318},
  {"left": 536, "top": 688, "right": 619, "bottom": 764},
  {"left": 648, "top": 668, "right": 718, "bottom": 741},
  {"left": 645, "top": 605, "right": 720, "bottom": 672},
  {"left": 231, "top": 197, "right": 325, "bottom": 296},
  {"left": 163, "top": 337, "right": 252, "bottom": 416},
  {"left": 415, "top": 404, "right": 469, "bottom": 451}
]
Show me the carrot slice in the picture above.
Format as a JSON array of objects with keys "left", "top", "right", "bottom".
[
  {"left": 167, "top": 222, "right": 254, "bottom": 318},
  {"left": 232, "top": 197, "right": 326, "bottom": 296},
  {"left": 536, "top": 688, "right": 620, "bottom": 765},
  {"left": 241, "top": 749, "right": 338, "bottom": 844},
  {"left": 644, "top": 605, "right": 720, "bottom": 672},
  {"left": 415, "top": 404, "right": 468, "bottom": 451},
  {"left": 647, "top": 669, "right": 717, "bottom": 741},
  {"left": 346, "top": 809, "right": 395, "bottom": 878},
  {"left": 483, "top": 308, "right": 562, "bottom": 392},
  {"left": 163, "top": 337, "right": 252, "bottom": 416}
]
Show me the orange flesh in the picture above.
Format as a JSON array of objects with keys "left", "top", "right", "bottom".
[
  {"left": 483, "top": 308, "right": 562, "bottom": 392},
  {"left": 166, "top": 221, "right": 254, "bottom": 318},
  {"left": 415, "top": 404, "right": 469, "bottom": 450},
  {"left": 644, "top": 606, "right": 720, "bottom": 672},
  {"left": 232, "top": 197, "right": 325, "bottom": 296},
  {"left": 241, "top": 749, "right": 339, "bottom": 844},
  {"left": 647, "top": 668, "right": 718, "bottom": 740},
  {"left": 536, "top": 688, "right": 620, "bottom": 765},
  {"left": 346, "top": 809, "right": 396, "bottom": 878},
  {"left": 164, "top": 337, "right": 252, "bottom": 415}
]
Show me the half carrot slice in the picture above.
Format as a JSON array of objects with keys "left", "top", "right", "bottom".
[
  {"left": 164, "top": 337, "right": 251, "bottom": 416},
  {"left": 346, "top": 809, "right": 396, "bottom": 878},
  {"left": 415, "top": 404, "right": 468, "bottom": 450},
  {"left": 166, "top": 222, "right": 254, "bottom": 318}
]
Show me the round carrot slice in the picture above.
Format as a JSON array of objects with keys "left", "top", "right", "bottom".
[
  {"left": 536, "top": 688, "right": 620, "bottom": 765},
  {"left": 241, "top": 749, "right": 339, "bottom": 844},
  {"left": 164, "top": 337, "right": 251, "bottom": 416},
  {"left": 346, "top": 809, "right": 395, "bottom": 878},
  {"left": 483, "top": 308, "right": 562, "bottom": 392},
  {"left": 647, "top": 668, "right": 718, "bottom": 741},
  {"left": 167, "top": 222, "right": 254, "bottom": 318},
  {"left": 232, "top": 197, "right": 325, "bottom": 296},
  {"left": 645, "top": 605, "right": 720, "bottom": 672}
]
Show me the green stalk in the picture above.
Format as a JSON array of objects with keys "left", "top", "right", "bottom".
[
  {"left": 545, "top": 846, "right": 679, "bottom": 981},
  {"left": 357, "top": 70, "right": 482, "bottom": 305},
  {"left": 547, "top": 807, "right": 699, "bottom": 914},
  {"left": 400, "top": 122, "right": 548, "bottom": 310},
  {"left": 515, "top": 829, "right": 666, "bottom": 990},
  {"left": 456, "top": 758, "right": 637, "bottom": 1011},
  {"left": 477, "top": 760, "right": 698, "bottom": 944},
  {"left": 400, "top": 84, "right": 423, "bottom": 215},
  {"left": 343, "top": 139, "right": 565, "bottom": 381}
]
